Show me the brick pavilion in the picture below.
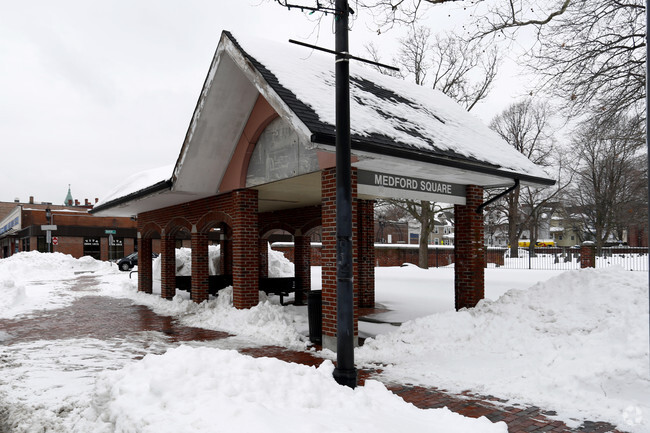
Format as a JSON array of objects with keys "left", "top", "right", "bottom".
[{"left": 91, "top": 31, "right": 554, "bottom": 351}]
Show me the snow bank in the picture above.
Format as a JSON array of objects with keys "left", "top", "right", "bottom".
[
  {"left": 151, "top": 244, "right": 293, "bottom": 279},
  {"left": 80, "top": 346, "right": 506, "bottom": 433},
  {"left": 0, "top": 251, "right": 110, "bottom": 281},
  {"left": 357, "top": 266, "right": 650, "bottom": 431},
  {"left": 0, "top": 251, "right": 115, "bottom": 318},
  {"left": 123, "top": 245, "right": 303, "bottom": 347}
]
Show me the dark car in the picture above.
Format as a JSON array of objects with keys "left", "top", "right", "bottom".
[{"left": 117, "top": 252, "right": 158, "bottom": 271}]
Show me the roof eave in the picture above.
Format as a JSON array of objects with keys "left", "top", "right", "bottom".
[
  {"left": 89, "top": 180, "right": 173, "bottom": 215},
  {"left": 310, "top": 132, "right": 556, "bottom": 188}
]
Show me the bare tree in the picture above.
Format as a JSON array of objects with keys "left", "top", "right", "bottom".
[
  {"left": 489, "top": 99, "right": 560, "bottom": 257},
  {"left": 569, "top": 114, "right": 646, "bottom": 251},
  {"left": 358, "top": 0, "right": 645, "bottom": 120},
  {"left": 368, "top": 26, "right": 498, "bottom": 268}
]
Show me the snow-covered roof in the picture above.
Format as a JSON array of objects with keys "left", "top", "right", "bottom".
[
  {"left": 228, "top": 32, "right": 551, "bottom": 182},
  {"left": 92, "top": 31, "right": 554, "bottom": 217},
  {"left": 94, "top": 165, "right": 174, "bottom": 210}
]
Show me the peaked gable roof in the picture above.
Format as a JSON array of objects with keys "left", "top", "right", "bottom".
[
  {"left": 92, "top": 31, "right": 553, "bottom": 216},
  {"left": 223, "top": 31, "right": 553, "bottom": 185}
]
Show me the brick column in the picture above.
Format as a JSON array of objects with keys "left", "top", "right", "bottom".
[
  {"left": 223, "top": 237, "right": 233, "bottom": 275},
  {"left": 191, "top": 231, "right": 209, "bottom": 303},
  {"left": 232, "top": 189, "right": 259, "bottom": 309},
  {"left": 160, "top": 233, "right": 176, "bottom": 300},
  {"left": 138, "top": 236, "right": 153, "bottom": 294},
  {"left": 259, "top": 239, "right": 268, "bottom": 278},
  {"left": 580, "top": 241, "right": 596, "bottom": 268},
  {"left": 294, "top": 234, "right": 311, "bottom": 305},
  {"left": 321, "top": 167, "right": 358, "bottom": 351},
  {"left": 357, "top": 199, "right": 375, "bottom": 308},
  {"left": 454, "top": 185, "right": 485, "bottom": 310}
]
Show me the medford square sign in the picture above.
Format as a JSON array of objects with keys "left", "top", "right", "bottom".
[{"left": 357, "top": 170, "right": 466, "bottom": 205}]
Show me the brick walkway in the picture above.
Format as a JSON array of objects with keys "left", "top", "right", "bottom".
[
  {"left": 240, "top": 344, "right": 625, "bottom": 433},
  {"left": 0, "top": 278, "right": 627, "bottom": 433}
]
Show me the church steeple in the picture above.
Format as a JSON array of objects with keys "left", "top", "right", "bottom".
[{"left": 64, "top": 184, "right": 73, "bottom": 206}]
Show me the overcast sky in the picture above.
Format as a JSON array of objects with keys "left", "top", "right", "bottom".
[{"left": 0, "top": 0, "right": 533, "bottom": 205}]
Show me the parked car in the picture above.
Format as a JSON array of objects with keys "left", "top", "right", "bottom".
[{"left": 117, "top": 252, "right": 158, "bottom": 271}]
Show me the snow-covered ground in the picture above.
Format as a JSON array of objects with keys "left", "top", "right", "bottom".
[{"left": 0, "top": 251, "right": 648, "bottom": 432}]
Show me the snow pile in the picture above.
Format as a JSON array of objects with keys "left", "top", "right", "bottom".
[
  {"left": 80, "top": 346, "right": 506, "bottom": 433},
  {"left": 0, "top": 251, "right": 110, "bottom": 280},
  {"left": 0, "top": 251, "right": 115, "bottom": 318},
  {"left": 151, "top": 244, "right": 293, "bottom": 279},
  {"left": 357, "top": 266, "right": 650, "bottom": 430},
  {"left": 121, "top": 285, "right": 308, "bottom": 348},
  {"left": 268, "top": 246, "right": 294, "bottom": 277},
  {"left": 0, "top": 280, "right": 27, "bottom": 318}
]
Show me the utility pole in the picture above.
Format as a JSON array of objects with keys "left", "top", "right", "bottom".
[
  {"left": 278, "top": 0, "right": 397, "bottom": 388},
  {"left": 332, "top": 0, "right": 357, "bottom": 388}
]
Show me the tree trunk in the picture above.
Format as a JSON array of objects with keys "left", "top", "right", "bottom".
[{"left": 508, "top": 193, "right": 520, "bottom": 258}]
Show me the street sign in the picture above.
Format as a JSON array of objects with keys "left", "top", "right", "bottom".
[
  {"left": 41, "top": 225, "right": 57, "bottom": 231},
  {"left": 46, "top": 231, "right": 51, "bottom": 244},
  {"left": 52, "top": 237, "right": 58, "bottom": 246},
  {"left": 105, "top": 229, "right": 117, "bottom": 235}
]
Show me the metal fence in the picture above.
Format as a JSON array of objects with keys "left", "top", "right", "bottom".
[{"left": 486, "top": 246, "right": 649, "bottom": 272}]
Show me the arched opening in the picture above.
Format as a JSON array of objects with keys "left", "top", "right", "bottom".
[
  {"left": 259, "top": 227, "right": 304, "bottom": 305},
  {"left": 159, "top": 218, "right": 192, "bottom": 300},
  {"left": 200, "top": 222, "right": 234, "bottom": 299},
  {"left": 138, "top": 223, "right": 162, "bottom": 294}
]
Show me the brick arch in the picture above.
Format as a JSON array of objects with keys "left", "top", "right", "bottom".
[
  {"left": 301, "top": 217, "right": 322, "bottom": 237},
  {"left": 259, "top": 221, "right": 297, "bottom": 239},
  {"left": 196, "top": 211, "right": 234, "bottom": 234},
  {"left": 240, "top": 113, "right": 279, "bottom": 188},
  {"left": 220, "top": 96, "right": 279, "bottom": 191},
  {"left": 140, "top": 222, "right": 162, "bottom": 239},
  {"left": 163, "top": 217, "right": 193, "bottom": 237}
]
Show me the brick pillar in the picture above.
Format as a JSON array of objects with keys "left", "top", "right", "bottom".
[
  {"left": 223, "top": 237, "right": 233, "bottom": 275},
  {"left": 357, "top": 199, "right": 375, "bottom": 308},
  {"left": 191, "top": 231, "right": 209, "bottom": 303},
  {"left": 259, "top": 239, "right": 268, "bottom": 278},
  {"left": 138, "top": 236, "right": 153, "bottom": 294},
  {"left": 321, "top": 167, "right": 358, "bottom": 351},
  {"left": 454, "top": 185, "right": 485, "bottom": 310},
  {"left": 294, "top": 234, "right": 311, "bottom": 305},
  {"left": 580, "top": 241, "right": 596, "bottom": 268},
  {"left": 232, "top": 189, "right": 259, "bottom": 309},
  {"left": 161, "top": 233, "right": 176, "bottom": 300}
]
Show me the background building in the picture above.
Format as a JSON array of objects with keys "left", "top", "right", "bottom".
[{"left": 0, "top": 194, "right": 137, "bottom": 260}]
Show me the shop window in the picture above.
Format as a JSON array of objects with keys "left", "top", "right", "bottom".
[
  {"left": 109, "top": 237, "right": 124, "bottom": 261},
  {"left": 22, "top": 238, "right": 30, "bottom": 252},
  {"left": 83, "top": 238, "right": 101, "bottom": 260}
]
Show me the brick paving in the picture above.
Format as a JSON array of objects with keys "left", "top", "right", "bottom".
[
  {"left": 241, "top": 344, "right": 625, "bottom": 433},
  {"left": 0, "top": 277, "right": 627, "bottom": 433}
]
